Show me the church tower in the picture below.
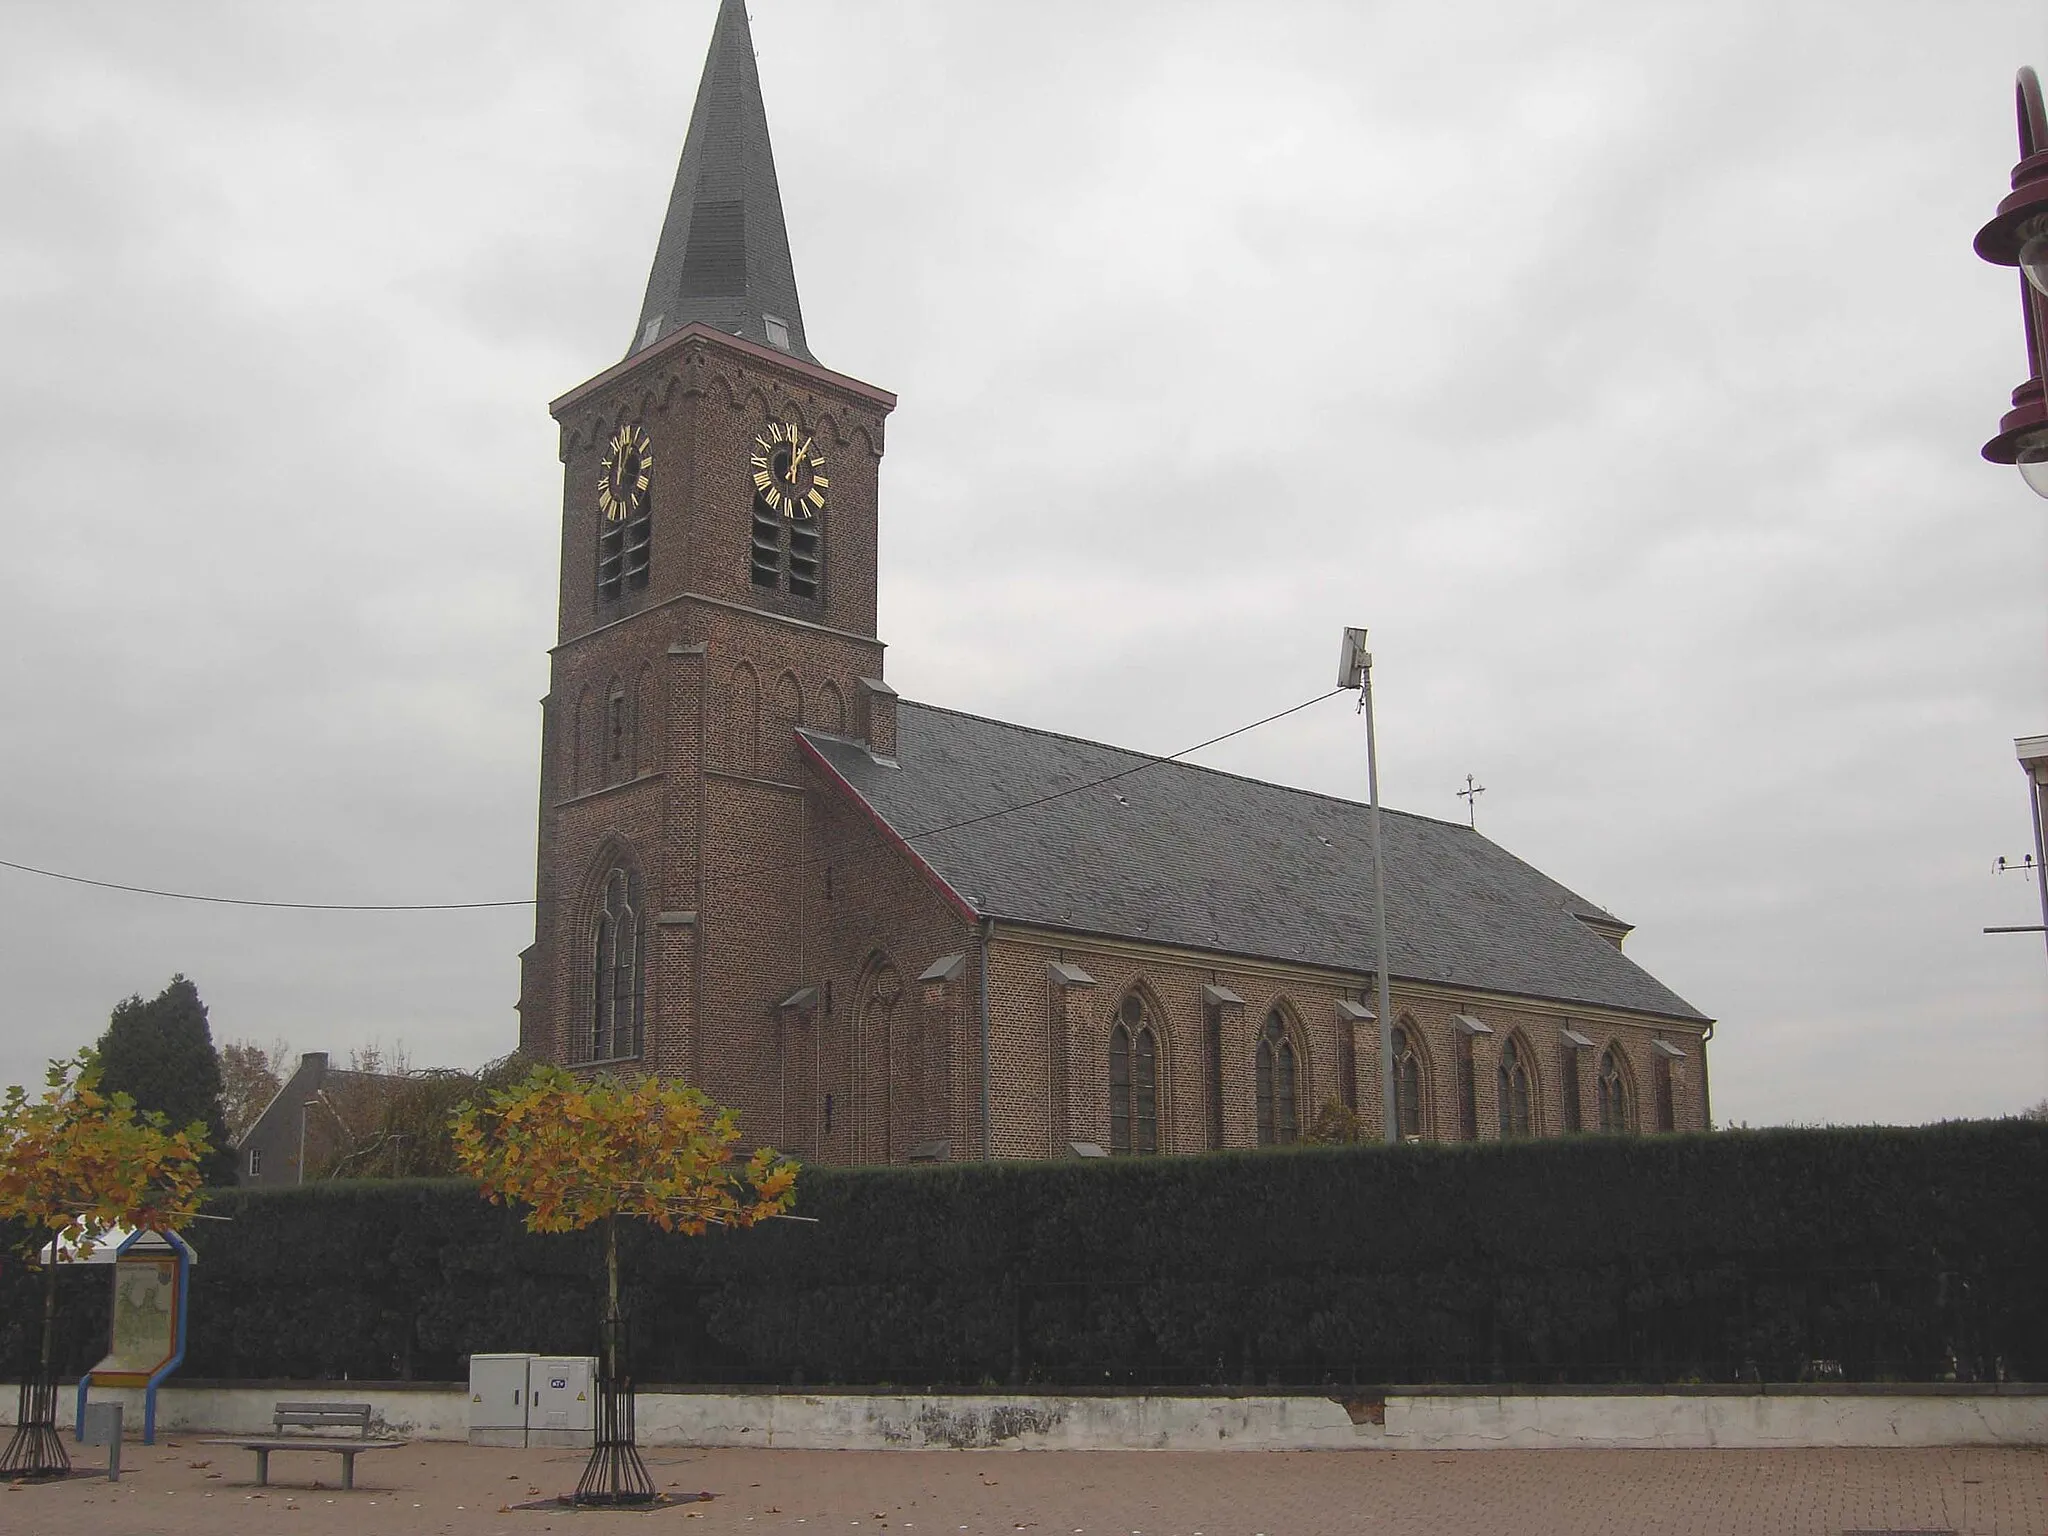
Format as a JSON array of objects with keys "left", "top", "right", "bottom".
[{"left": 519, "top": 0, "right": 899, "bottom": 1143}]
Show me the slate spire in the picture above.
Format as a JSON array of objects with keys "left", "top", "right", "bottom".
[{"left": 631, "top": 0, "right": 814, "bottom": 363}]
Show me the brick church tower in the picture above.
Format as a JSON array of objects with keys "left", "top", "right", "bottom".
[{"left": 518, "top": 0, "right": 909, "bottom": 1146}]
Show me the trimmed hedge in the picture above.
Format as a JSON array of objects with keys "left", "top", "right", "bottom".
[{"left": 5, "top": 1120, "right": 2043, "bottom": 1387}]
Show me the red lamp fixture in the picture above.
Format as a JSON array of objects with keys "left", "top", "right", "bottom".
[{"left": 1976, "top": 67, "right": 2048, "bottom": 499}]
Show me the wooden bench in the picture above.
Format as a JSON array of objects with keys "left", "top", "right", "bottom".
[{"left": 203, "top": 1402, "right": 408, "bottom": 1491}]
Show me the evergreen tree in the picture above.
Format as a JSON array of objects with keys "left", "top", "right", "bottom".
[{"left": 96, "top": 976, "right": 236, "bottom": 1184}]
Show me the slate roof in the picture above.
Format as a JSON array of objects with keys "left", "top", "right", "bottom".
[
  {"left": 800, "top": 703, "right": 1709, "bottom": 1024},
  {"left": 632, "top": 0, "right": 815, "bottom": 363}
]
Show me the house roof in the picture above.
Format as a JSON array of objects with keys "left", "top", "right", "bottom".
[
  {"left": 631, "top": 0, "right": 814, "bottom": 363},
  {"left": 799, "top": 702, "right": 1709, "bottom": 1025}
]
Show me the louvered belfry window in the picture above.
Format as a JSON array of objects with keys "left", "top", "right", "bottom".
[
  {"left": 1255, "top": 1011, "right": 1297, "bottom": 1145},
  {"left": 749, "top": 428, "right": 822, "bottom": 601},
  {"left": 598, "top": 425, "right": 653, "bottom": 600},
  {"left": 1108, "top": 996, "right": 1158, "bottom": 1155},
  {"left": 589, "top": 867, "right": 645, "bottom": 1062}
]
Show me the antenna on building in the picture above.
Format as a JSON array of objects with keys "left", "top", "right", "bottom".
[{"left": 1458, "top": 774, "right": 1486, "bottom": 828}]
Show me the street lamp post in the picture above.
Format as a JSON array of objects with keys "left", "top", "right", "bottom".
[
  {"left": 2019, "top": 736, "right": 2048, "bottom": 960},
  {"left": 1339, "top": 628, "right": 1399, "bottom": 1146},
  {"left": 1975, "top": 67, "right": 2048, "bottom": 495},
  {"left": 1976, "top": 70, "right": 2048, "bottom": 983}
]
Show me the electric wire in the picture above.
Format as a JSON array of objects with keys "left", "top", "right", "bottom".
[
  {"left": 0, "top": 687, "right": 1345, "bottom": 913},
  {"left": 0, "top": 858, "right": 531, "bottom": 912}
]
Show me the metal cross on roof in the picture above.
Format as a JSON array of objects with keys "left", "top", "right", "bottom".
[{"left": 1458, "top": 774, "right": 1486, "bottom": 828}]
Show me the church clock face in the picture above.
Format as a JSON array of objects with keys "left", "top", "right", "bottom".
[
  {"left": 751, "top": 422, "right": 828, "bottom": 521},
  {"left": 599, "top": 425, "right": 653, "bottom": 523}
]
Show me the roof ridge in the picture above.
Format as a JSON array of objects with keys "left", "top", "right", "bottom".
[{"left": 896, "top": 696, "right": 1478, "bottom": 835}]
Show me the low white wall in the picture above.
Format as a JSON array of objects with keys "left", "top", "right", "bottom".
[
  {"left": 634, "top": 1392, "right": 1371, "bottom": 1450},
  {"left": 0, "top": 1384, "right": 466, "bottom": 1443},
  {"left": 5, "top": 1384, "right": 2042, "bottom": 1451},
  {"left": 1384, "top": 1392, "right": 2048, "bottom": 1451}
]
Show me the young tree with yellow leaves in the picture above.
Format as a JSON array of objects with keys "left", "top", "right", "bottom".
[
  {"left": 0, "top": 1051, "right": 210, "bottom": 1478},
  {"left": 450, "top": 1064, "right": 796, "bottom": 1503}
]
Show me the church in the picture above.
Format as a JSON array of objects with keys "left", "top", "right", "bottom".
[{"left": 516, "top": 0, "right": 1713, "bottom": 1161}]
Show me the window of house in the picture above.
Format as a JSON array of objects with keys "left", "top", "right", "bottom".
[
  {"left": 248, "top": 1147, "right": 263, "bottom": 1178},
  {"left": 1455, "top": 1031, "right": 1478, "bottom": 1140},
  {"left": 1108, "top": 995, "right": 1158, "bottom": 1155},
  {"left": 1254, "top": 1011, "right": 1297, "bottom": 1146},
  {"left": 1392, "top": 1025, "right": 1422, "bottom": 1140},
  {"left": 609, "top": 690, "right": 627, "bottom": 766},
  {"left": 1598, "top": 1047, "right": 1634, "bottom": 1133},
  {"left": 764, "top": 314, "right": 792, "bottom": 351},
  {"left": 1560, "top": 1039, "right": 1583, "bottom": 1133},
  {"left": 1497, "top": 1035, "right": 1532, "bottom": 1139},
  {"left": 589, "top": 866, "right": 646, "bottom": 1062},
  {"left": 1654, "top": 1051, "right": 1676, "bottom": 1133}
]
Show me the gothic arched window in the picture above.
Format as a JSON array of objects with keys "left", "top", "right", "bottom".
[
  {"left": 1598, "top": 1046, "right": 1635, "bottom": 1133},
  {"left": 1392, "top": 1025, "right": 1423, "bottom": 1141},
  {"left": 589, "top": 866, "right": 645, "bottom": 1062},
  {"left": 1108, "top": 995, "right": 1158, "bottom": 1155},
  {"left": 1254, "top": 1010, "right": 1298, "bottom": 1146},
  {"left": 1498, "top": 1035, "right": 1533, "bottom": 1139}
]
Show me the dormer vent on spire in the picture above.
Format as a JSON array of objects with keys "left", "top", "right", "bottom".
[{"left": 631, "top": 0, "right": 815, "bottom": 363}]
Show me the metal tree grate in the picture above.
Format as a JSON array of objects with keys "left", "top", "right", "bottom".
[
  {"left": 0, "top": 1371, "right": 69, "bottom": 1480},
  {"left": 574, "top": 1315, "right": 655, "bottom": 1507}
]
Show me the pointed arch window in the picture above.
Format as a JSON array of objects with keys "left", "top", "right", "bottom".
[
  {"left": 1255, "top": 1011, "right": 1298, "bottom": 1146},
  {"left": 1497, "top": 1036, "right": 1533, "bottom": 1139},
  {"left": 1391, "top": 1025, "right": 1423, "bottom": 1141},
  {"left": 1108, "top": 995, "right": 1157, "bottom": 1155},
  {"left": 589, "top": 866, "right": 645, "bottom": 1062},
  {"left": 1598, "top": 1047, "right": 1635, "bottom": 1133}
]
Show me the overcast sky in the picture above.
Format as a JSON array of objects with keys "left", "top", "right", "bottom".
[{"left": 2, "top": 1, "right": 2044, "bottom": 1127}]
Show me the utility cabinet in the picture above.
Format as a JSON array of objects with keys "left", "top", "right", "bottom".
[
  {"left": 467, "top": 1352, "right": 535, "bottom": 1447},
  {"left": 467, "top": 1351, "right": 597, "bottom": 1448},
  {"left": 528, "top": 1355, "right": 596, "bottom": 1447}
]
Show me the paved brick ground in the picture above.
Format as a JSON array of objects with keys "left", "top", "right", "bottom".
[{"left": 5, "top": 1437, "right": 2043, "bottom": 1536}]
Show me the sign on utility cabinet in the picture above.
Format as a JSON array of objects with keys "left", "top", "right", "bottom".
[{"left": 528, "top": 1356, "right": 595, "bottom": 1448}]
